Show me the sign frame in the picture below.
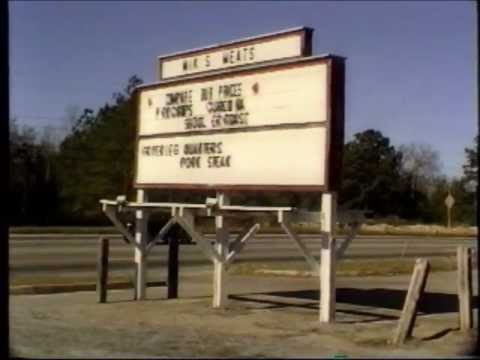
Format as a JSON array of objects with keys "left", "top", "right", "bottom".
[
  {"left": 133, "top": 54, "right": 345, "bottom": 192},
  {"left": 157, "top": 26, "right": 313, "bottom": 81}
]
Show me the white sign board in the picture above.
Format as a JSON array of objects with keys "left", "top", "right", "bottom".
[
  {"left": 158, "top": 27, "right": 312, "bottom": 80},
  {"left": 134, "top": 55, "right": 345, "bottom": 191},
  {"left": 139, "top": 61, "right": 328, "bottom": 136}
]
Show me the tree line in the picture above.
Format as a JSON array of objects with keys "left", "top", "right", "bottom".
[{"left": 9, "top": 76, "right": 478, "bottom": 226}]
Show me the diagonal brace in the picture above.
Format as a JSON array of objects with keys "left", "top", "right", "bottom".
[
  {"left": 335, "top": 222, "right": 359, "bottom": 261},
  {"left": 103, "top": 204, "right": 135, "bottom": 244},
  {"left": 175, "top": 215, "right": 221, "bottom": 263},
  {"left": 225, "top": 222, "right": 260, "bottom": 266},
  {"left": 280, "top": 221, "right": 320, "bottom": 273},
  {"left": 146, "top": 217, "right": 177, "bottom": 252}
]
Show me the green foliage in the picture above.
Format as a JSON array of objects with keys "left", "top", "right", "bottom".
[
  {"left": 9, "top": 120, "right": 60, "bottom": 225},
  {"left": 55, "top": 76, "right": 142, "bottom": 224},
  {"left": 339, "top": 129, "right": 406, "bottom": 217},
  {"left": 9, "top": 78, "right": 476, "bottom": 226},
  {"left": 462, "top": 135, "right": 478, "bottom": 185}
]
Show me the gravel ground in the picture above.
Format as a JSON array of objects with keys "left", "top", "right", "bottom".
[{"left": 9, "top": 270, "right": 478, "bottom": 358}]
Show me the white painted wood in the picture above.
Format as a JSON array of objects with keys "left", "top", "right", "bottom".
[
  {"left": 158, "top": 28, "right": 307, "bottom": 79},
  {"left": 140, "top": 62, "right": 327, "bottom": 136},
  {"left": 174, "top": 215, "right": 220, "bottom": 262},
  {"left": 102, "top": 205, "right": 135, "bottom": 244},
  {"left": 335, "top": 223, "right": 359, "bottom": 261},
  {"left": 136, "top": 126, "right": 327, "bottom": 187},
  {"left": 280, "top": 222, "right": 319, "bottom": 273},
  {"left": 213, "top": 192, "right": 229, "bottom": 308},
  {"left": 222, "top": 205, "right": 293, "bottom": 212},
  {"left": 320, "top": 192, "right": 337, "bottom": 323},
  {"left": 134, "top": 189, "right": 148, "bottom": 300},
  {"left": 320, "top": 236, "right": 336, "bottom": 323},
  {"left": 146, "top": 217, "right": 177, "bottom": 251},
  {"left": 225, "top": 222, "right": 260, "bottom": 265}
]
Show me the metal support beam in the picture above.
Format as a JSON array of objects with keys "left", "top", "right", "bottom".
[{"left": 320, "top": 192, "right": 337, "bottom": 323}]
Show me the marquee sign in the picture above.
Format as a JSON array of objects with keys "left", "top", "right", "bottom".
[
  {"left": 157, "top": 27, "right": 313, "bottom": 80},
  {"left": 134, "top": 55, "right": 345, "bottom": 192}
]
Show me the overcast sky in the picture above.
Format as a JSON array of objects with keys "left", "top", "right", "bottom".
[{"left": 9, "top": 1, "right": 476, "bottom": 178}]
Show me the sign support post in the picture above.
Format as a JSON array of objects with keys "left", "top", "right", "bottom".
[
  {"left": 320, "top": 192, "right": 337, "bottom": 323},
  {"left": 213, "top": 192, "right": 229, "bottom": 308},
  {"left": 134, "top": 189, "right": 148, "bottom": 300}
]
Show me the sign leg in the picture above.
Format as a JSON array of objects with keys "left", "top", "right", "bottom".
[
  {"left": 320, "top": 192, "right": 337, "bottom": 323},
  {"left": 213, "top": 192, "right": 229, "bottom": 308},
  {"left": 167, "top": 236, "right": 179, "bottom": 299},
  {"left": 134, "top": 189, "right": 148, "bottom": 300}
]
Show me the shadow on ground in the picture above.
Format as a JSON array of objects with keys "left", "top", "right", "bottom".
[{"left": 229, "top": 288, "right": 478, "bottom": 320}]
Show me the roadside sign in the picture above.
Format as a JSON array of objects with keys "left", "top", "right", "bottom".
[
  {"left": 157, "top": 27, "right": 313, "bottom": 80},
  {"left": 445, "top": 194, "right": 455, "bottom": 208},
  {"left": 134, "top": 55, "right": 345, "bottom": 192}
]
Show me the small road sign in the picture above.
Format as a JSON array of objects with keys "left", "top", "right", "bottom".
[
  {"left": 445, "top": 194, "right": 455, "bottom": 208},
  {"left": 445, "top": 193, "right": 455, "bottom": 228}
]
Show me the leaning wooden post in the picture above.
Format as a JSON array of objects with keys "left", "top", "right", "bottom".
[
  {"left": 457, "top": 246, "right": 473, "bottom": 331},
  {"left": 167, "top": 235, "right": 179, "bottom": 299},
  {"left": 213, "top": 192, "right": 229, "bottom": 308},
  {"left": 393, "top": 258, "right": 430, "bottom": 345},
  {"left": 320, "top": 192, "right": 337, "bottom": 323},
  {"left": 134, "top": 189, "right": 148, "bottom": 300},
  {"left": 96, "top": 237, "right": 109, "bottom": 303}
]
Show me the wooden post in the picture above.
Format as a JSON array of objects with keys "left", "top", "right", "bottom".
[
  {"left": 96, "top": 237, "right": 109, "bottom": 303},
  {"left": 134, "top": 189, "right": 148, "bottom": 300},
  {"left": 393, "top": 258, "right": 430, "bottom": 345},
  {"left": 447, "top": 208, "right": 451, "bottom": 228},
  {"left": 457, "top": 246, "right": 473, "bottom": 331},
  {"left": 167, "top": 236, "right": 179, "bottom": 299},
  {"left": 132, "top": 265, "right": 137, "bottom": 301},
  {"left": 213, "top": 192, "right": 229, "bottom": 308},
  {"left": 320, "top": 192, "right": 337, "bottom": 323}
]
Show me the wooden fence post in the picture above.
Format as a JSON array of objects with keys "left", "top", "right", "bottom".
[
  {"left": 96, "top": 237, "right": 109, "bottom": 303},
  {"left": 167, "top": 236, "right": 179, "bottom": 299},
  {"left": 457, "top": 246, "right": 473, "bottom": 331},
  {"left": 393, "top": 258, "right": 430, "bottom": 345}
]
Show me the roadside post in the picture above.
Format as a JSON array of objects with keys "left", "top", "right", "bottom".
[
  {"left": 96, "top": 237, "right": 109, "bottom": 303},
  {"left": 457, "top": 246, "right": 473, "bottom": 331},
  {"left": 393, "top": 258, "right": 430, "bottom": 344},
  {"left": 167, "top": 232, "right": 179, "bottom": 299}
]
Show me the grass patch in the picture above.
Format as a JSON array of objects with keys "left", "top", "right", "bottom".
[
  {"left": 229, "top": 256, "right": 458, "bottom": 278},
  {"left": 10, "top": 224, "right": 475, "bottom": 237},
  {"left": 10, "top": 226, "right": 117, "bottom": 234},
  {"left": 9, "top": 274, "right": 131, "bottom": 287}
]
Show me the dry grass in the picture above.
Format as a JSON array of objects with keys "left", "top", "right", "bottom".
[{"left": 229, "top": 256, "right": 458, "bottom": 278}]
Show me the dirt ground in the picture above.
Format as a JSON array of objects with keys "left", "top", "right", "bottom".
[{"left": 9, "top": 270, "right": 478, "bottom": 358}]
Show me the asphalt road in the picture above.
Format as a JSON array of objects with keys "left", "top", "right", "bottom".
[{"left": 9, "top": 233, "right": 476, "bottom": 279}]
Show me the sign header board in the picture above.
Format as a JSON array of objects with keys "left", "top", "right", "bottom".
[
  {"left": 134, "top": 55, "right": 345, "bottom": 192},
  {"left": 157, "top": 27, "right": 313, "bottom": 80}
]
